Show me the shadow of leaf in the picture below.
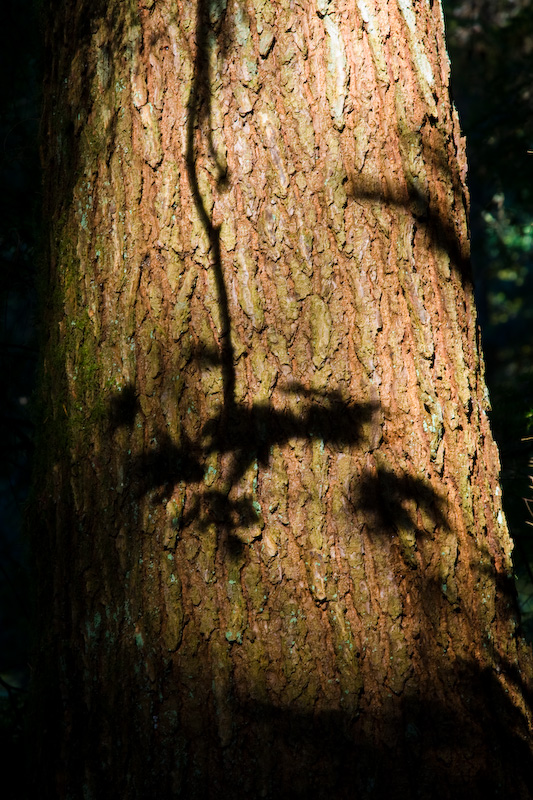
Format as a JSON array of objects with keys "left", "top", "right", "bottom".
[
  {"left": 129, "top": 431, "right": 204, "bottom": 499},
  {"left": 353, "top": 467, "right": 449, "bottom": 537},
  {"left": 107, "top": 383, "right": 138, "bottom": 428},
  {"left": 202, "top": 397, "right": 376, "bottom": 486}
]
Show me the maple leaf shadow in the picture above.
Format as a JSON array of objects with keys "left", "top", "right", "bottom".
[
  {"left": 106, "top": 378, "right": 376, "bottom": 547},
  {"left": 351, "top": 466, "right": 450, "bottom": 540},
  {"left": 202, "top": 385, "right": 375, "bottom": 479}
]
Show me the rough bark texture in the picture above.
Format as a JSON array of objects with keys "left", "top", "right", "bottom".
[{"left": 35, "top": 0, "right": 533, "bottom": 797}]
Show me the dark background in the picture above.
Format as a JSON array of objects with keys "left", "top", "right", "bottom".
[
  {"left": 0, "top": 0, "right": 531, "bottom": 785},
  {"left": 0, "top": 0, "right": 40, "bottom": 778}
]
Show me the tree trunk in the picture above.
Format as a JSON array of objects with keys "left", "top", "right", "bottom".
[{"left": 35, "top": 0, "right": 533, "bottom": 797}]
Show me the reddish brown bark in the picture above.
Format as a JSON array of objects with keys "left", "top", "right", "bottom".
[{"left": 34, "top": 0, "right": 533, "bottom": 797}]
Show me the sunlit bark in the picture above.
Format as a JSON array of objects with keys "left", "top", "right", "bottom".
[{"left": 35, "top": 0, "right": 533, "bottom": 796}]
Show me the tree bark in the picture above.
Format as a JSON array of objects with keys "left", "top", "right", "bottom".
[{"left": 35, "top": 0, "right": 533, "bottom": 797}]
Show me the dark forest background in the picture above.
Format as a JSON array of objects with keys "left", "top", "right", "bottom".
[{"left": 0, "top": 0, "right": 532, "bottom": 788}]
